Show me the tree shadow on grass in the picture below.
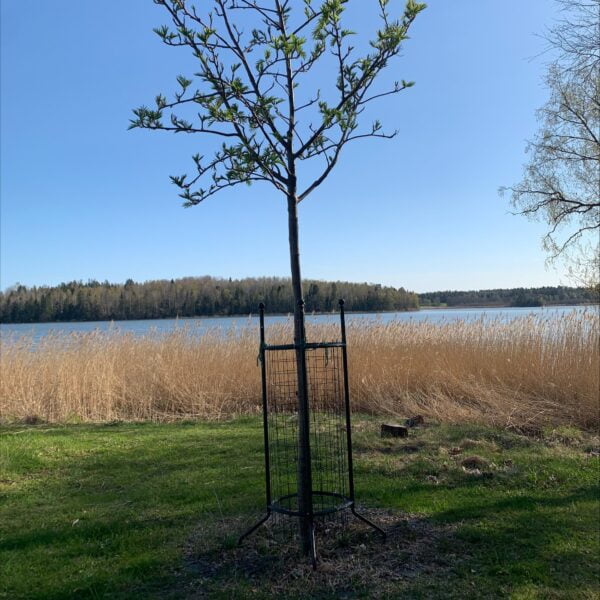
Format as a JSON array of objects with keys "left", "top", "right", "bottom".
[
  {"left": 178, "top": 484, "right": 598, "bottom": 599},
  {"left": 1, "top": 420, "right": 598, "bottom": 599},
  {"left": 421, "top": 486, "right": 600, "bottom": 598},
  {"left": 0, "top": 420, "right": 267, "bottom": 600}
]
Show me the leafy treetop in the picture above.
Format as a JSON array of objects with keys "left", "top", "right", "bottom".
[{"left": 130, "top": 0, "right": 426, "bottom": 205}]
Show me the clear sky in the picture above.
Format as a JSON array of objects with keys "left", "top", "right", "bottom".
[{"left": 1, "top": 0, "right": 569, "bottom": 293}]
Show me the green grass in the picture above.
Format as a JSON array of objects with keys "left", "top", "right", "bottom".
[{"left": 1, "top": 418, "right": 598, "bottom": 599}]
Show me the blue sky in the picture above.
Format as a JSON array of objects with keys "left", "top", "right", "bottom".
[{"left": 1, "top": 0, "right": 567, "bottom": 293}]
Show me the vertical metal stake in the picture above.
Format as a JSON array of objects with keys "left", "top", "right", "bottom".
[
  {"left": 339, "top": 299, "right": 386, "bottom": 539},
  {"left": 238, "top": 303, "right": 272, "bottom": 544}
]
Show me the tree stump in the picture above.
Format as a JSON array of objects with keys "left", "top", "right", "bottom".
[{"left": 381, "top": 423, "right": 408, "bottom": 438}]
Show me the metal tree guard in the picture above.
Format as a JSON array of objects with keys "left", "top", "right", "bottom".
[{"left": 239, "top": 299, "right": 385, "bottom": 567}]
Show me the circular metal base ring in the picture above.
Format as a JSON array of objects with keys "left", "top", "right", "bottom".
[{"left": 269, "top": 491, "right": 353, "bottom": 517}]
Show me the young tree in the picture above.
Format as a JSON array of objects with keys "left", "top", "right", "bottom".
[
  {"left": 502, "top": 0, "right": 600, "bottom": 286},
  {"left": 130, "top": 0, "right": 425, "bottom": 554}
]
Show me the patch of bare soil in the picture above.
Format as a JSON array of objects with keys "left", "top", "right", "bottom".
[{"left": 179, "top": 509, "right": 464, "bottom": 599}]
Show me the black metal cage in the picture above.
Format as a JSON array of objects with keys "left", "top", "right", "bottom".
[{"left": 239, "top": 300, "right": 384, "bottom": 567}]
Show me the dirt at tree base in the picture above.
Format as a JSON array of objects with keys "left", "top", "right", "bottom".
[{"left": 179, "top": 509, "right": 466, "bottom": 599}]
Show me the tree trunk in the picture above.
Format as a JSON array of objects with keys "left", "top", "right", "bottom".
[{"left": 286, "top": 191, "right": 313, "bottom": 556}]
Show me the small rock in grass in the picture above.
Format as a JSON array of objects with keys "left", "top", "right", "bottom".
[
  {"left": 459, "top": 439, "right": 481, "bottom": 450},
  {"left": 319, "top": 562, "right": 336, "bottom": 574},
  {"left": 22, "top": 415, "right": 43, "bottom": 425},
  {"left": 400, "top": 444, "right": 422, "bottom": 454},
  {"left": 381, "top": 423, "right": 408, "bottom": 438},
  {"left": 461, "top": 455, "right": 489, "bottom": 470},
  {"left": 513, "top": 425, "right": 543, "bottom": 438},
  {"left": 462, "top": 467, "right": 482, "bottom": 477},
  {"left": 404, "top": 415, "right": 425, "bottom": 428}
]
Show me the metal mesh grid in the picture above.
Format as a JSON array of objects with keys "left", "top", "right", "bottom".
[
  {"left": 238, "top": 302, "right": 386, "bottom": 558},
  {"left": 265, "top": 345, "right": 349, "bottom": 517}
]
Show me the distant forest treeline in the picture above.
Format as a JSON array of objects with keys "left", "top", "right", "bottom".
[
  {"left": 420, "top": 286, "right": 598, "bottom": 308},
  {"left": 1, "top": 279, "right": 596, "bottom": 324},
  {"left": 0, "top": 277, "right": 418, "bottom": 323}
]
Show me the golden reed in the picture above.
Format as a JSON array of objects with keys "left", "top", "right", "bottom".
[{"left": 1, "top": 310, "right": 598, "bottom": 429}]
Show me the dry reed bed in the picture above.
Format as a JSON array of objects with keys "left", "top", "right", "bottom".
[{"left": 1, "top": 311, "right": 598, "bottom": 429}]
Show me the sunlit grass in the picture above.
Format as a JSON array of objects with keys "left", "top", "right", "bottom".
[{"left": 1, "top": 419, "right": 598, "bottom": 599}]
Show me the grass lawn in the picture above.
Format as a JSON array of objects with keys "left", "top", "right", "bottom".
[{"left": 1, "top": 417, "right": 598, "bottom": 599}]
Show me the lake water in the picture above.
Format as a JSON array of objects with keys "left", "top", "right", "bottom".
[{"left": 1, "top": 305, "right": 595, "bottom": 343}]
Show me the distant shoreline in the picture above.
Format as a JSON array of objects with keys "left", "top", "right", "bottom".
[
  {"left": 1, "top": 303, "right": 597, "bottom": 326},
  {"left": 421, "top": 302, "right": 599, "bottom": 310}
]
